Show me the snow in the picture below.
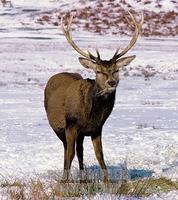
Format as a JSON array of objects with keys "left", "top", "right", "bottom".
[
  {"left": 11, "top": 0, "right": 78, "bottom": 8},
  {"left": 0, "top": 0, "right": 178, "bottom": 199},
  {"left": 127, "top": 0, "right": 177, "bottom": 12}
]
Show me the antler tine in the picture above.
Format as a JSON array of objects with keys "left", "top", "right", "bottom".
[
  {"left": 61, "top": 15, "right": 100, "bottom": 62},
  {"left": 61, "top": 16, "right": 71, "bottom": 42},
  {"left": 87, "top": 50, "right": 96, "bottom": 60},
  {"left": 139, "top": 12, "right": 144, "bottom": 28},
  {"left": 127, "top": 11, "right": 144, "bottom": 30},
  {"left": 125, "top": 15, "right": 134, "bottom": 29},
  {"left": 112, "top": 11, "right": 144, "bottom": 61},
  {"left": 96, "top": 49, "right": 101, "bottom": 60},
  {"left": 67, "top": 15, "right": 73, "bottom": 31},
  {"left": 111, "top": 48, "right": 120, "bottom": 61}
]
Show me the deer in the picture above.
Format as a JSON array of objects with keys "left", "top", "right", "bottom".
[
  {"left": 1, "top": 0, "right": 13, "bottom": 7},
  {"left": 44, "top": 12, "right": 144, "bottom": 183}
]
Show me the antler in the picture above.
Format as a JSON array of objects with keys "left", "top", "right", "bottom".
[
  {"left": 61, "top": 15, "right": 101, "bottom": 63},
  {"left": 111, "top": 11, "right": 144, "bottom": 61}
]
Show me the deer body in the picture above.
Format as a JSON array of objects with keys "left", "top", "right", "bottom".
[
  {"left": 45, "top": 72, "right": 115, "bottom": 181},
  {"left": 44, "top": 12, "right": 143, "bottom": 182},
  {"left": 45, "top": 72, "right": 115, "bottom": 136}
]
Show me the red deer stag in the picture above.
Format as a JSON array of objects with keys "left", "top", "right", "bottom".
[{"left": 44, "top": 12, "right": 144, "bottom": 182}]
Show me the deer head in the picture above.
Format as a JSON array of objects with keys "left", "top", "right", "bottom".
[{"left": 61, "top": 12, "right": 144, "bottom": 96}]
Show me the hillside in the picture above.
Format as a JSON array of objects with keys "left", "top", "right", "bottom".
[{"left": 34, "top": 0, "right": 178, "bottom": 37}]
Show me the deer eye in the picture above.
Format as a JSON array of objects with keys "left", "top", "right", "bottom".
[
  {"left": 97, "top": 71, "right": 107, "bottom": 75},
  {"left": 96, "top": 71, "right": 108, "bottom": 78},
  {"left": 113, "top": 70, "right": 119, "bottom": 75}
]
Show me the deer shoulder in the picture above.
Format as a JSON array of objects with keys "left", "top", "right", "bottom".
[{"left": 64, "top": 78, "right": 95, "bottom": 126}]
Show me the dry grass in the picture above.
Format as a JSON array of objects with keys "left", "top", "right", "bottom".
[{"left": 0, "top": 176, "right": 178, "bottom": 199}]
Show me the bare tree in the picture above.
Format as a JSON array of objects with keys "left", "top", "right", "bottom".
[{"left": 44, "top": 12, "right": 144, "bottom": 183}]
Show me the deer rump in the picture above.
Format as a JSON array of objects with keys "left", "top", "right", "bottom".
[{"left": 45, "top": 72, "right": 115, "bottom": 137}]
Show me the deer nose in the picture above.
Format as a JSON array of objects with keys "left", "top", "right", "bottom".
[{"left": 107, "top": 80, "right": 116, "bottom": 87}]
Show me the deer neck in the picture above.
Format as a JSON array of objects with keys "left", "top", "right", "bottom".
[
  {"left": 94, "top": 83, "right": 116, "bottom": 100},
  {"left": 89, "top": 83, "right": 116, "bottom": 121}
]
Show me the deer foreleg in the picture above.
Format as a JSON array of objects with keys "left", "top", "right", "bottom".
[
  {"left": 76, "top": 134, "right": 84, "bottom": 170},
  {"left": 91, "top": 134, "right": 109, "bottom": 183},
  {"left": 76, "top": 134, "right": 85, "bottom": 181}
]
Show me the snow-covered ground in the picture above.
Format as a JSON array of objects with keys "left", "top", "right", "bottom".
[
  {"left": 1, "top": 37, "right": 178, "bottom": 179},
  {"left": 0, "top": 0, "right": 178, "bottom": 199}
]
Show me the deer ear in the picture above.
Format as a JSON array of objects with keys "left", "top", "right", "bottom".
[
  {"left": 79, "top": 57, "right": 97, "bottom": 70},
  {"left": 116, "top": 55, "right": 136, "bottom": 69}
]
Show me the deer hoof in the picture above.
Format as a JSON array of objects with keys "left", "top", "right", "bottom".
[{"left": 103, "top": 176, "right": 110, "bottom": 184}]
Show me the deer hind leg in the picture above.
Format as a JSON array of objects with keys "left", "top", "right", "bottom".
[
  {"left": 63, "top": 126, "right": 77, "bottom": 181},
  {"left": 76, "top": 134, "right": 85, "bottom": 181},
  {"left": 56, "top": 132, "right": 68, "bottom": 180},
  {"left": 55, "top": 131, "right": 68, "bottom": 181},
  {"left": 91, "top": 134, "right": 109, "bottom": 183}
]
